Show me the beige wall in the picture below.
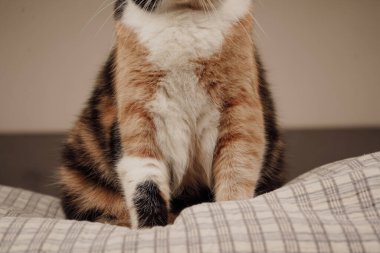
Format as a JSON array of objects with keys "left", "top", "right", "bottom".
[{"left": 0, "top": 0, "right": 379, "bottom": 133}]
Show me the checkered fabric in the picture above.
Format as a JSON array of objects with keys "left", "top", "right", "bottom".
[{"left": 1, "top": 152, "right": 379, "bottom": 253}]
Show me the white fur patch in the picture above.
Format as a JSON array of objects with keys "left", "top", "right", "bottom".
[
  {"left": 123, "top": 0, "right": 251, "bottom": 65},
  {"left": 121, "top": 0, "right": 252, "bottom": 190}
]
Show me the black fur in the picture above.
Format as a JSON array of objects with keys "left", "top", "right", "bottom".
[
  {"left": 254, "top": 54, "right": 285, "bottom": 196},
  {"left": 109, "top": 121, "right": 122, "bottom": 166},
  {"left": 131, "top": 0, "right": 161, "bottom": 11},
  {"left": 62, "top": 144, "right": 120, "bottom": 193},
  {"left": 62, "top": 192, "right": 105, "bottom": 221},
  {"left": 114, "top": 0, "right": 162, "bottom": 19},
  {"left": 170, "top": 186, "right": 214, "bottom": 215},
  {"left": 99, "top": 52, "right": 123, "bottom": 168},
  {"left": 133, "top": 181, "right": 168, "bottom": 227},
  {"left": 114, "top": 0, "right": 127, "bottom": 19},
  {"left": 61, "top": 51, "right": 121, "bottom": 195},
  {"left": 82, "top": 53, "right": 116, "bottom": 158}
]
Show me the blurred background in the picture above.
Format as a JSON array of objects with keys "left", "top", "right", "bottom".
[{"left": 0, "top": 0, "right": 379, "bottom": 196}]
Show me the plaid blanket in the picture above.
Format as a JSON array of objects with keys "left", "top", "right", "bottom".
[{"left": 1, "top": 152, "right": 379, "bottom": 253}]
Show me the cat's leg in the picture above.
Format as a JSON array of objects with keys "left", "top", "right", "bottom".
[
  {"left": 212, "top": 96, "right": 266, "bottom": 201},
  {"left": 117, "top": 157, "right": 170, "bottom": 228},
  {"left": 116, "top": 110, "right": 170, "bottom": 229}
]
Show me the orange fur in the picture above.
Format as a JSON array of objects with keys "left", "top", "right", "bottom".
[
  {"left": 115, "top": 23, "right": 166, "bottom": 160},
  {"left": 196, "top": 14, "right": 266, "bottom": 201},
  {"left": 59, "top": 167, "right": 129, "bottom": 221}
]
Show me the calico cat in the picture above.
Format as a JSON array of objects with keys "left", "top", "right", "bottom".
[{"left": 59, "top": 0, "right": 284, "bottom": 229}]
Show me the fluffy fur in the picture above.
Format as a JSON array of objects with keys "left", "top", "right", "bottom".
[{"left": 59, "top": 0, "right": 284, "bottom": 229}]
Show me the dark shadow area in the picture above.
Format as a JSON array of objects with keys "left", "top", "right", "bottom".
[
  {"left": 0, "top": 128, "right": 379, "bottom": 197},
  {"left": 284, "top": 128, "right": 380, "bottom": 181}
]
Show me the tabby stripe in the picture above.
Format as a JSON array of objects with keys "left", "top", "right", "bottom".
[
  {"left": 82, "top": 51, "right": 118, "bottom": 161},
  {"left": 61, "top": 192, "right": 105, "bottom": 221},
  {"left": 254, "top": 54, "right": 285, "bottom": 196},
  {"left": 62, "top": 144, "right": 120, "bottom": 193}
]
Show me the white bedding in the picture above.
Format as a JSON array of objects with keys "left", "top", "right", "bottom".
[{"left": 1, "top": 152, "right": 380, "bottom": 253}]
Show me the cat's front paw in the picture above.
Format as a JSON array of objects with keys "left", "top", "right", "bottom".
[{"left": 133, "top": 181, "right": 169, "bottom": 228}]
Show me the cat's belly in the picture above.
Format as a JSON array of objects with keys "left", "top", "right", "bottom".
[{"left": 148, "top": 69, "right": 220, "bottom": 191}]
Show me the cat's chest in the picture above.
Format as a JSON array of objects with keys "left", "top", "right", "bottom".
[
  {"left": 148, "top": 66, "right": 220, "bottom": 188},
  {"left": 150, "top": 65, "right": 215, "bottom": 126},
  {"left": 139, "top": 23, "right": 222, "bottom": 121}
]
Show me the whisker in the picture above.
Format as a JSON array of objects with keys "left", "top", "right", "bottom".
[
  {"left": 204, "top": 0, "right": 213, "bottom": 18},
  {"left": 95, "top": 0, "right": 124, "bottom": 37},
  {"left": 150, "top": 0, "right": 160, "bottom": 15},
  {"left": 253, "top": 16, "right": 268, "bottom": 38},
  {"left": 207, "top": 0, "right": 217, "bottom": 12},
  {"left": 143, "top": 0, "right": 154, "bottom": 13},
  {"left": 81, "top": 0, "right": 117, "bottom": 33}
]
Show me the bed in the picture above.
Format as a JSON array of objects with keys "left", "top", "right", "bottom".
[{"left": 1, "top": 152, "right": 379, "bottom": 253}]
